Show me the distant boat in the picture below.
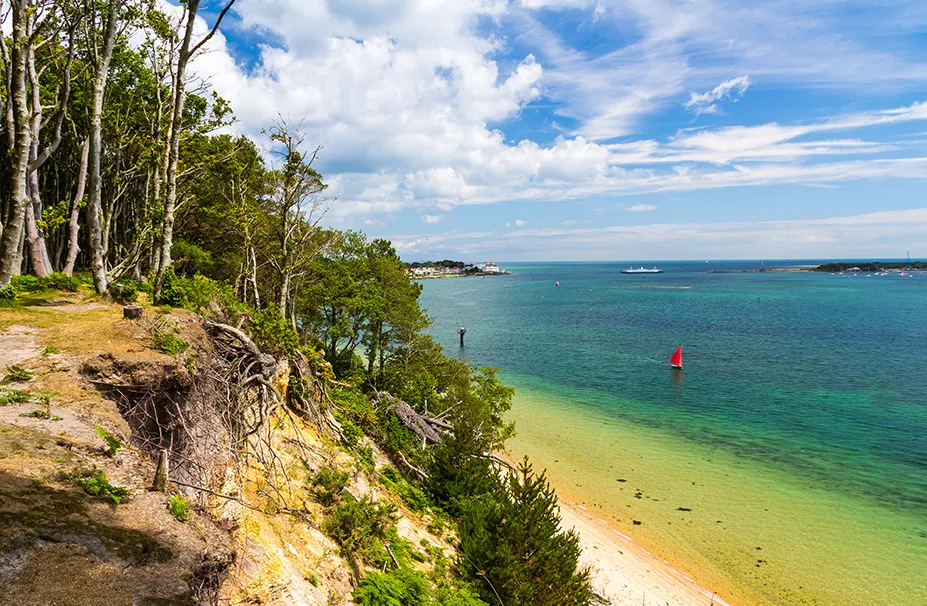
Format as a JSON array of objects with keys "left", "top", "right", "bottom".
[
  {"left": 555, "top": 281, "right": 560, "bottom": 286},
  {"left": 669, "top": 346, "right": 683, "bottom": 370},
  {"left": 622, "top": 266, "right": 663, "bottom": 274}
]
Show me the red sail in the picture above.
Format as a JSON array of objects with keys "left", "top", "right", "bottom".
[{"left": 669, "top": 346, "right": 683, "bottom": 368}]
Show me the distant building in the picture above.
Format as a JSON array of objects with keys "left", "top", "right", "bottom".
[
  {"left": 410, "top": 267, "right": 436, "bottom": 277},
  {"left": 481, "top": 262, "right": 503, "bottom": 274}
]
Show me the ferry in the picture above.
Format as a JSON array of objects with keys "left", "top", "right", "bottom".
[{"left": 621, "top": 266, "right": 663, "bottom": 274}]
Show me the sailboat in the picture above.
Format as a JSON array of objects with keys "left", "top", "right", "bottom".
[{"left": 669, "top": 346, "right": 683, "bottom": 369}]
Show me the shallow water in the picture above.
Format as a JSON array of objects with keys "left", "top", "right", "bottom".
[{"left": 419, "top": 261, "right": 927, "bottom": 606}]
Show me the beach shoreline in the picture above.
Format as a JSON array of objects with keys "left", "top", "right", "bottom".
[{"left": 558, "top": 498, "right": 729, "bottom": 606}]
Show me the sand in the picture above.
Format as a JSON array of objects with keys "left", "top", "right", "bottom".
[{"left": 559, "top": 499, "right": 728, "bottom": 606}]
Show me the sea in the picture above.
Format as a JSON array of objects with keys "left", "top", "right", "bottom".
[{"left": 418, "top": 261, "right": 927, "bottom": 606}]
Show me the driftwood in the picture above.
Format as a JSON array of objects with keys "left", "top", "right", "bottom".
[{"left": 373, "top": 391, "right": 444, "bottom": 445}]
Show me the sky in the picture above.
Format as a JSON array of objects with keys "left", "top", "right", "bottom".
[{"left": 180, "top": 0, "right": 927, "bottom": 261}]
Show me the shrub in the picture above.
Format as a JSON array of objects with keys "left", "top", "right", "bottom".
[
  {"left": 309, "top": 466, "right": 350, "bottom": 507},
  {"left": 172, "top": 239, "right": 214, "bottom": 276},
  {"left": 249, "top": 307, "right": 300, "bottom": 357},
  {"left": 79, "top": 472, "right": 130, "bottom": 504},
  {"left": 322, "top": 496, "right": 397, "bottom": 559},
  {"left": 108, "top": 279, "right": 139, "bottom": 303},
  {"left": 10, "top": 274, "right": 41, "bottom": 292},
  {"left": 39, "top": 272, "right": 80, "bottom": 292},
  {"left": 169, "top": 495, "right": 192, "bottom": 521},
  {"left": 158, "top": 266, "right": 242, "bottom": 320},
  {"left": 379, "top": 467, "right": 430, "bottom": 513},
  {"left": 353, "top": 568, "right": 429, "bottom": 606},
  {"left": 147, "top": 325, "right": 189, "bottom": 355},
  {"left": 95, "top": 425, "right": 123, "bottom": 457},
  {"left": 0, "top": 286, "right": 16, "bottom": 301},
  {"left": 1, "top": 365, "right": 33, "bottom": 385},
  {"left": 353, "top": 569, "right": 489, "bottom": 606},
  {"left": 340, "top": 420, "right": 362, "bottom": 448}
]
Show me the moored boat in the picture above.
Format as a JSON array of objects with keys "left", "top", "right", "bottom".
[{"left": 621, "top": 266, "right": 663, "bottom": 274}]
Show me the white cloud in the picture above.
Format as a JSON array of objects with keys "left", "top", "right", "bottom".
[
  {"left": 169, "top": 0, "right": 927, "bottom": 232},
  {"left": 685, "top": 75, "right": 751, "bottom": 115},
  {"left": 422, "top": 214, "right": 444, "bottom": 223},
  {"left": 627, "top": 203, "right": 657, "bottom": 212},
  {"left": 515, "top": 219, "right": 527, "bottom": 226}
]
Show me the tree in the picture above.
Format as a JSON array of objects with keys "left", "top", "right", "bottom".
[
  {"left": 153, "top": 0, "right": 237, "bottom": 298},
  {"left": 262, "top": 119, "right": 331, "bottom": 320},
  {"left": 457, "top": 459, "right": 592, "bottom": 606},
  {"left": 83, "top": 0, "right": 128, "bottom": 292},
  {"left": 0, "top": 0, "right": 45, "bottom": 286}
]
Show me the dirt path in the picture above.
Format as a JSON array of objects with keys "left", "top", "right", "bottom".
[{"left": 0, "top": 325, "right": 42, "bottom": 367}]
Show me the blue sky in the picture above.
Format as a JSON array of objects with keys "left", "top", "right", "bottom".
[{"left": 186, "top": 0, "right": 927, "bottom": 261}]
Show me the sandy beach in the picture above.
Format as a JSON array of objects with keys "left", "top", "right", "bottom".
[{"left": 559, "top": 499, "right": 728, "bottom": 606}]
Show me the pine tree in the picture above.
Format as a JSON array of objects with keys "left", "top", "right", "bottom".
[{"left": 458, "top": 458, "right": 592, "bottom": 606}]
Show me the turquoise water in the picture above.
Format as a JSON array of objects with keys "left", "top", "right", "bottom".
[{"left": 418, "top": 262, "right": 927, "bottom": 605}]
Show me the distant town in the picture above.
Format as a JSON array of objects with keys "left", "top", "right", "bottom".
[{"left": 406, "top": 260, "right": 511, "bottom": 279}]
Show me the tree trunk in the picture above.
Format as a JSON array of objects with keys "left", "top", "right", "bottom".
[
  {"left": 0, "top": 2, "right": 33, "bottom": 287},
  {"left": 153, "top": 0, "right": 237, "bottom": 298},
  {"left": 154, "top": 3, "right": 198, "bottom": 298},
  {"left": 63, "top": 138, "right": 89, "bottom": 276},
  {"left": 86, "top": 0, "right": 122, "bottom": 293}
]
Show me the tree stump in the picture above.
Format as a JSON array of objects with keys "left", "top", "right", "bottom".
[
  {"left": 123, "top": 305, "right": 143, "bottom": 320},
  {"left": 153, "top": 449, "right": 169, "bottom": 492}
]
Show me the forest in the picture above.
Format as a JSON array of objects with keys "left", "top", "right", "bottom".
[{"left": 0, "top": 2, "right": 592, "bottom": 604}]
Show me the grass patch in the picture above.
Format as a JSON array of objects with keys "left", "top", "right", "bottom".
[
  {"left": 0, "top": 389, "right": 31, "bottom": 406},
  {"left": 1, "top": 365, "right": 33, "bottom": 385},
  {"left": 168, "top": 495, "right": 192, "bottom": 521},
  {"left": 147, "top": 324, "right": 189, "bottom": 355},
  {"left": 41, "top": 345, "right": 59, "bottom": 357},
  {"left": 78, "top": 472, "right": 130, "bottom": 504},
  {"left": 25, "top": 409, "right": 62, "bottom": 421}
]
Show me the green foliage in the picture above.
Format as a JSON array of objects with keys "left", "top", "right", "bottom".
[
  {"left": 457, "top": 458, "right": 592, "bottom": 606},
  {"left": 1, "top": 365, "right": 33, "bottom": 385},
  {"left": 10, "top": 273, "right": 82, "bottom": 294},
  {"left": 172, "top": 239, "right": 214, "bottom": 276},
  {"left": 308, "top": 466, "right": 350, "bottom": 507},
  {"left": 108, "top": 279, "right": 139, "bottom": 303},
  {"left": 340, "top": 419, "right": 363, "bottom": 448},
  {"left": 249, "top": 307, "right": 300, "bottom": 357},
  {"left": 78, "top": 472, "right": 130, "bottom": 504},
  {"left": 26, "top": 409, "right": 62, "bottom": 421},
  {"left": 0, "top": 286, "right": 17, "bottom": 301},
  {"left": 0, "top": 389, "right": 31, "bottom": 405},
  {"left": 39, "top": 273, "right": 81, "bottom": 292},
  {"left": 169, "top": 495, "right": 192, "bottom": 521},
  {"left": 353, "top": 567, "right": 430, "bottom": 606},
  {"left": 41, "top": 346, "right": 59, "bottom": 357},
  {"left": 379, "top": 467, "right": 430, "bottom": 513},
  {"left": 322, "top": 496, "right": 397, "bottom": 560},
  {"left": 10, "top": 274, "right": 41, "bottom": 292},
  {"left": 158, "top": 267, "right": 243, "bottom": 320},
  {"left": 353, "top": 568, "right": 489, "bottom": 606},
  {"left": 147, "top": 324, "right": 189, "bottom": 355},
  {"left": 95, "top": 425, "right": 123, "bottom": 457}
]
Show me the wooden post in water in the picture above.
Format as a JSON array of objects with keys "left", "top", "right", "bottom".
[{"left": 458, "top": 327, "right": 466, "bottom": 347}]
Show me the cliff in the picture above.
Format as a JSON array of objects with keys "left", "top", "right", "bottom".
[{"left": 0, "top": 295, "right": 453, "bottom": 605}]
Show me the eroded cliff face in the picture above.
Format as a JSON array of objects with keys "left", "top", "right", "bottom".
[{"left": 0, "top": 300, "right": 452, "bottom": 605}]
